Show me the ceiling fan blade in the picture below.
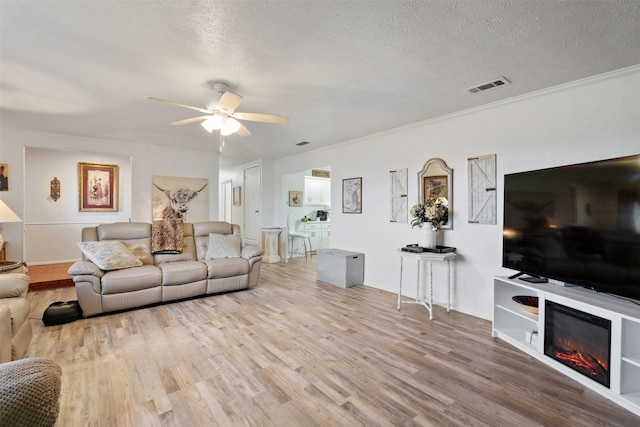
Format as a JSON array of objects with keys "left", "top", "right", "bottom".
[
  {"left": 217, "top": 91, "right": 243, "bottom": 113},
  {"left": 171, "top": 116, "right": 211, "bottom": 126},
  {"left": 236, "top": 123, "right": 251, "bottom": 137},
  {"left": 146, "top": 97, "right": 210, "bottom": 114},
  {"left": 232, "top": 112, "right": 289, "bottom": 124}
]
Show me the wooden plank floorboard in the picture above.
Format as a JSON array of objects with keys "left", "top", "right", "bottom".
[{"left": 25, "top": 258, "right": 640, "bottom": 426}]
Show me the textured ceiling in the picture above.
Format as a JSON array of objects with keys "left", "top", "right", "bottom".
[{"left": 1, "top": 1, "right": 639, "bottom": 168}]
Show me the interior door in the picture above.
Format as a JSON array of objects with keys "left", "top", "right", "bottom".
[
  {"left": 220, "top": 180, "right": 232, "bottom": 222},
  {"left": 244, "top": 165, "right": 261, "bottom": 244}
]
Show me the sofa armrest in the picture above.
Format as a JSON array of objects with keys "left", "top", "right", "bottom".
[
  {"left": 242, "top": 245, "right": 264, "bottom": 260},
  {"left": 0, "top": 305, "right": 11, "bottom": 363},
  {"left": 67, "top": 260, "right": 104, "bottom": 279},
  {"left": 0, "top": 274, "right": 29, "bottom": 299}
]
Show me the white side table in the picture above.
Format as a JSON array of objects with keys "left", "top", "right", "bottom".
[{"left": 397, "top": 249, "right": 456, "bottom": 320}]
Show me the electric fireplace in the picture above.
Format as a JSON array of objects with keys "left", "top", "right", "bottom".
[{"left": 544, "top": 301, "right": 611, "bottom": 388}]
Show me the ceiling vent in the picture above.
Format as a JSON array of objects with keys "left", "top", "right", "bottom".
[
  {"left": 467, "top": 77, "right": 510, "bottom": 94},
  {"left": 296, "top": 141, "right": 310, "bottom": 146}
]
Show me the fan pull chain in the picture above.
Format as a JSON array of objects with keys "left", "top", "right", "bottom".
[{"left": 219, "top": 133, "right": 225, "bottom": 153}]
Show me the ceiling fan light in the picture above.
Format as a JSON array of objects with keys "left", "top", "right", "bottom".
[
  {"left": 201, "top": 115, "right": 223, "bottom": 133},
  {"left": 221, "top": 117, "right": 241, "bottom": 136}
]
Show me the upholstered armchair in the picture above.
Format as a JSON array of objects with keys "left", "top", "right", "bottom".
[
  {"left": 0, "top": 273, "right": 32, "bottom": 363},
  {"left": 0, "top": 357, "right": 62, "bottom": 427}
]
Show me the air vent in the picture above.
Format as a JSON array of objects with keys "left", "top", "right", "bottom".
[
  {"left": 467, "top": 77, "right": 510, "bottom": 94},
  {"left": 296, "top": 141, "right": 310, "bottom": 146}
]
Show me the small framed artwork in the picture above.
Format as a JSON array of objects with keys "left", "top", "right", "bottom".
[
  {"left": 78, "top": 162, "right": 118, "bottom": 212},
  {"left": 233, "top": 186, "right": 242, "bottom": 206},
  {"left": 342, "top": 177, "right": 362, "bottom": 214},
  {"left": 289, "top": 190, "right": 303, "bottom": 207},
  {"left": 0, "top": 163, "right": 8, "bottom": 191},
  {"left": 423, "top": 175, "right": 448, "bottom": 200}
]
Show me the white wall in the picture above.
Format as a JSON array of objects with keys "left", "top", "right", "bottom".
[
  {"left": 24, "top": 147, "right": 132, "bottom": 263},
  {"left": 0, "top": 129, "right": 220, "bottom": 264},
  {"left": 271, "top": 66, "right": 640, "bottom": 320}
]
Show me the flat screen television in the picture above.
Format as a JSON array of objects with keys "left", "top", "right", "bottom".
[{"left": 503, "top": 154, "right": 640, "bottom": 302}]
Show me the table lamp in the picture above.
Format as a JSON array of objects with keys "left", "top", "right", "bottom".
[{"left": 0, "top": 199, "right": 22, "bottom": 247}]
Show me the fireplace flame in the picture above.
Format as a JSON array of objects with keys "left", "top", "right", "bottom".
[{"left": 553, "top": 337, "right": 608, "bottom": 377}]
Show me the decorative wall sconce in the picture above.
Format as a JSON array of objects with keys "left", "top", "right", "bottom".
[{"left": 50, "top": 177, "right": 61, "bottom": 201}]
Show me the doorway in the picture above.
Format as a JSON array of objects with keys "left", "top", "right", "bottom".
[
  {"left": 220, "top": 180, "right": 232, "bottom": 222},
  {"left": 244, "top": 165, "right": 261, "bottom": 245},
  {"left": 282, "top": 166, "right": 331, "bottom": 258}
]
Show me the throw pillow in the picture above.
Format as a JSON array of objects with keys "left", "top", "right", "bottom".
[
  {"left": 205, "top": 233, "right": 241, "bottom": 259},
  {"left": 77, "top": 241, "right": 143, "bottom": 271}
]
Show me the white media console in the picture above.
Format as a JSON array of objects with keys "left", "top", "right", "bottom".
[{"left": 493, "top": 276, "right": 640, "bottom": 417}]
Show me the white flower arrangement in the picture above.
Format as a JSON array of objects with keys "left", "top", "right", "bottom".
[{"left": 410, "top": 197, "right": 449, "bottom": 229}]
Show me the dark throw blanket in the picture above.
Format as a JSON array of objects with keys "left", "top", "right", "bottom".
[{"left": 151, "top": 219, "right": 184, "bottom": 254}]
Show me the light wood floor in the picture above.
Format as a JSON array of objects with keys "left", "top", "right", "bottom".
[{"left": 26, "top": 259, "right": 639, "bottom": 426}]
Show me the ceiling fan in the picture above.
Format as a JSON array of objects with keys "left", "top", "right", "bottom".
[{"left": 147, "top": 81, "right": 288, "bottom": 144}]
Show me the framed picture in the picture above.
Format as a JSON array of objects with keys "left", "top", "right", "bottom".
[
  {"left": 423, "top": 175, "right": 448, "bottom": 200},
  {"left": 152, "top": 175, "right": 208, "bottom": 221},
  {"left": 0, "top": 163, "right": 8, "bottom": 191},
  {"left": 342, "top": 177, "right": 362, "bottom": 214},
  {"left": 78, "top": 162, "right": 118, "bottom": 211},
  {"left": 233, "top": 186, "right": 242, "bottom": 206},
  {"left": 289, "top": 190, "right": 303, "bottom": 207}
]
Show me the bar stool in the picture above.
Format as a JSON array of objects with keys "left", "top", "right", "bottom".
[{"left": 289, "top": 230, "right": 312, "bottom": 261}]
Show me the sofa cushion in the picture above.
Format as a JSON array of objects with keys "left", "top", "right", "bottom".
[
  {"left": 202, "top": 258, "right": 249, "bottom": 279},
  {"left": 100, "top": 265, "right": 162, "bottom": 294},
  {"left": 206, "top": 233, "right": 241, "bottom": 259},
  {"left": 96, "top": 222, "right": 154, "bottom": 265},
  {"left": 158, "top": 261, "right": 207, "bottom": 286},
  {"left": 97, "top": 222, "right": 151, "bottom": 240},
  {"left": 122, "top": 239, "right": 155, "bottom": 265},
  {"left": 194, "top": 222, "right": 235, "bottom": 260},
  {"left": 193, "top": 221, "right": 233, "bottom": 237},
  {"left": 77, "top": 241, "right": 143, "bottom": 271}
]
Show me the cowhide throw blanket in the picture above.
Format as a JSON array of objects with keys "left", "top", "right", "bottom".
[{"left": 151, "top": 219, "right": 184, "bottom": 254}]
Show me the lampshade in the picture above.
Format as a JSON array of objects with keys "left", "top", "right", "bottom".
[
  {"left": 0, "top": 200, "right": 21, "bottom": 248},
  {"left": 201, "top": 115, "right": 224, "bottom": 133},
  {"left": 221, "top": 117, "right": 241, "bottom": 136},
  {"left": 0, "top": 200, "right": 21, "bottom": 223}
]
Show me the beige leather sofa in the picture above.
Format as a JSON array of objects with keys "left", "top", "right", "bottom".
[
  {"left": 0, "top": 273, "right": 33, "bottom": 363},
  {"left": 68, "top": 221, "right": 263, "bottom": 317}
]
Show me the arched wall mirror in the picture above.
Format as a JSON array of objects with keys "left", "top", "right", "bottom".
[{"left": 418, "top": 158, "right": 453, "bottom": 229}]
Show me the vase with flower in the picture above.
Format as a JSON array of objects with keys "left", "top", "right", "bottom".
[{"left": 410, "top": 197, "right": 449, "bottom": 248}]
